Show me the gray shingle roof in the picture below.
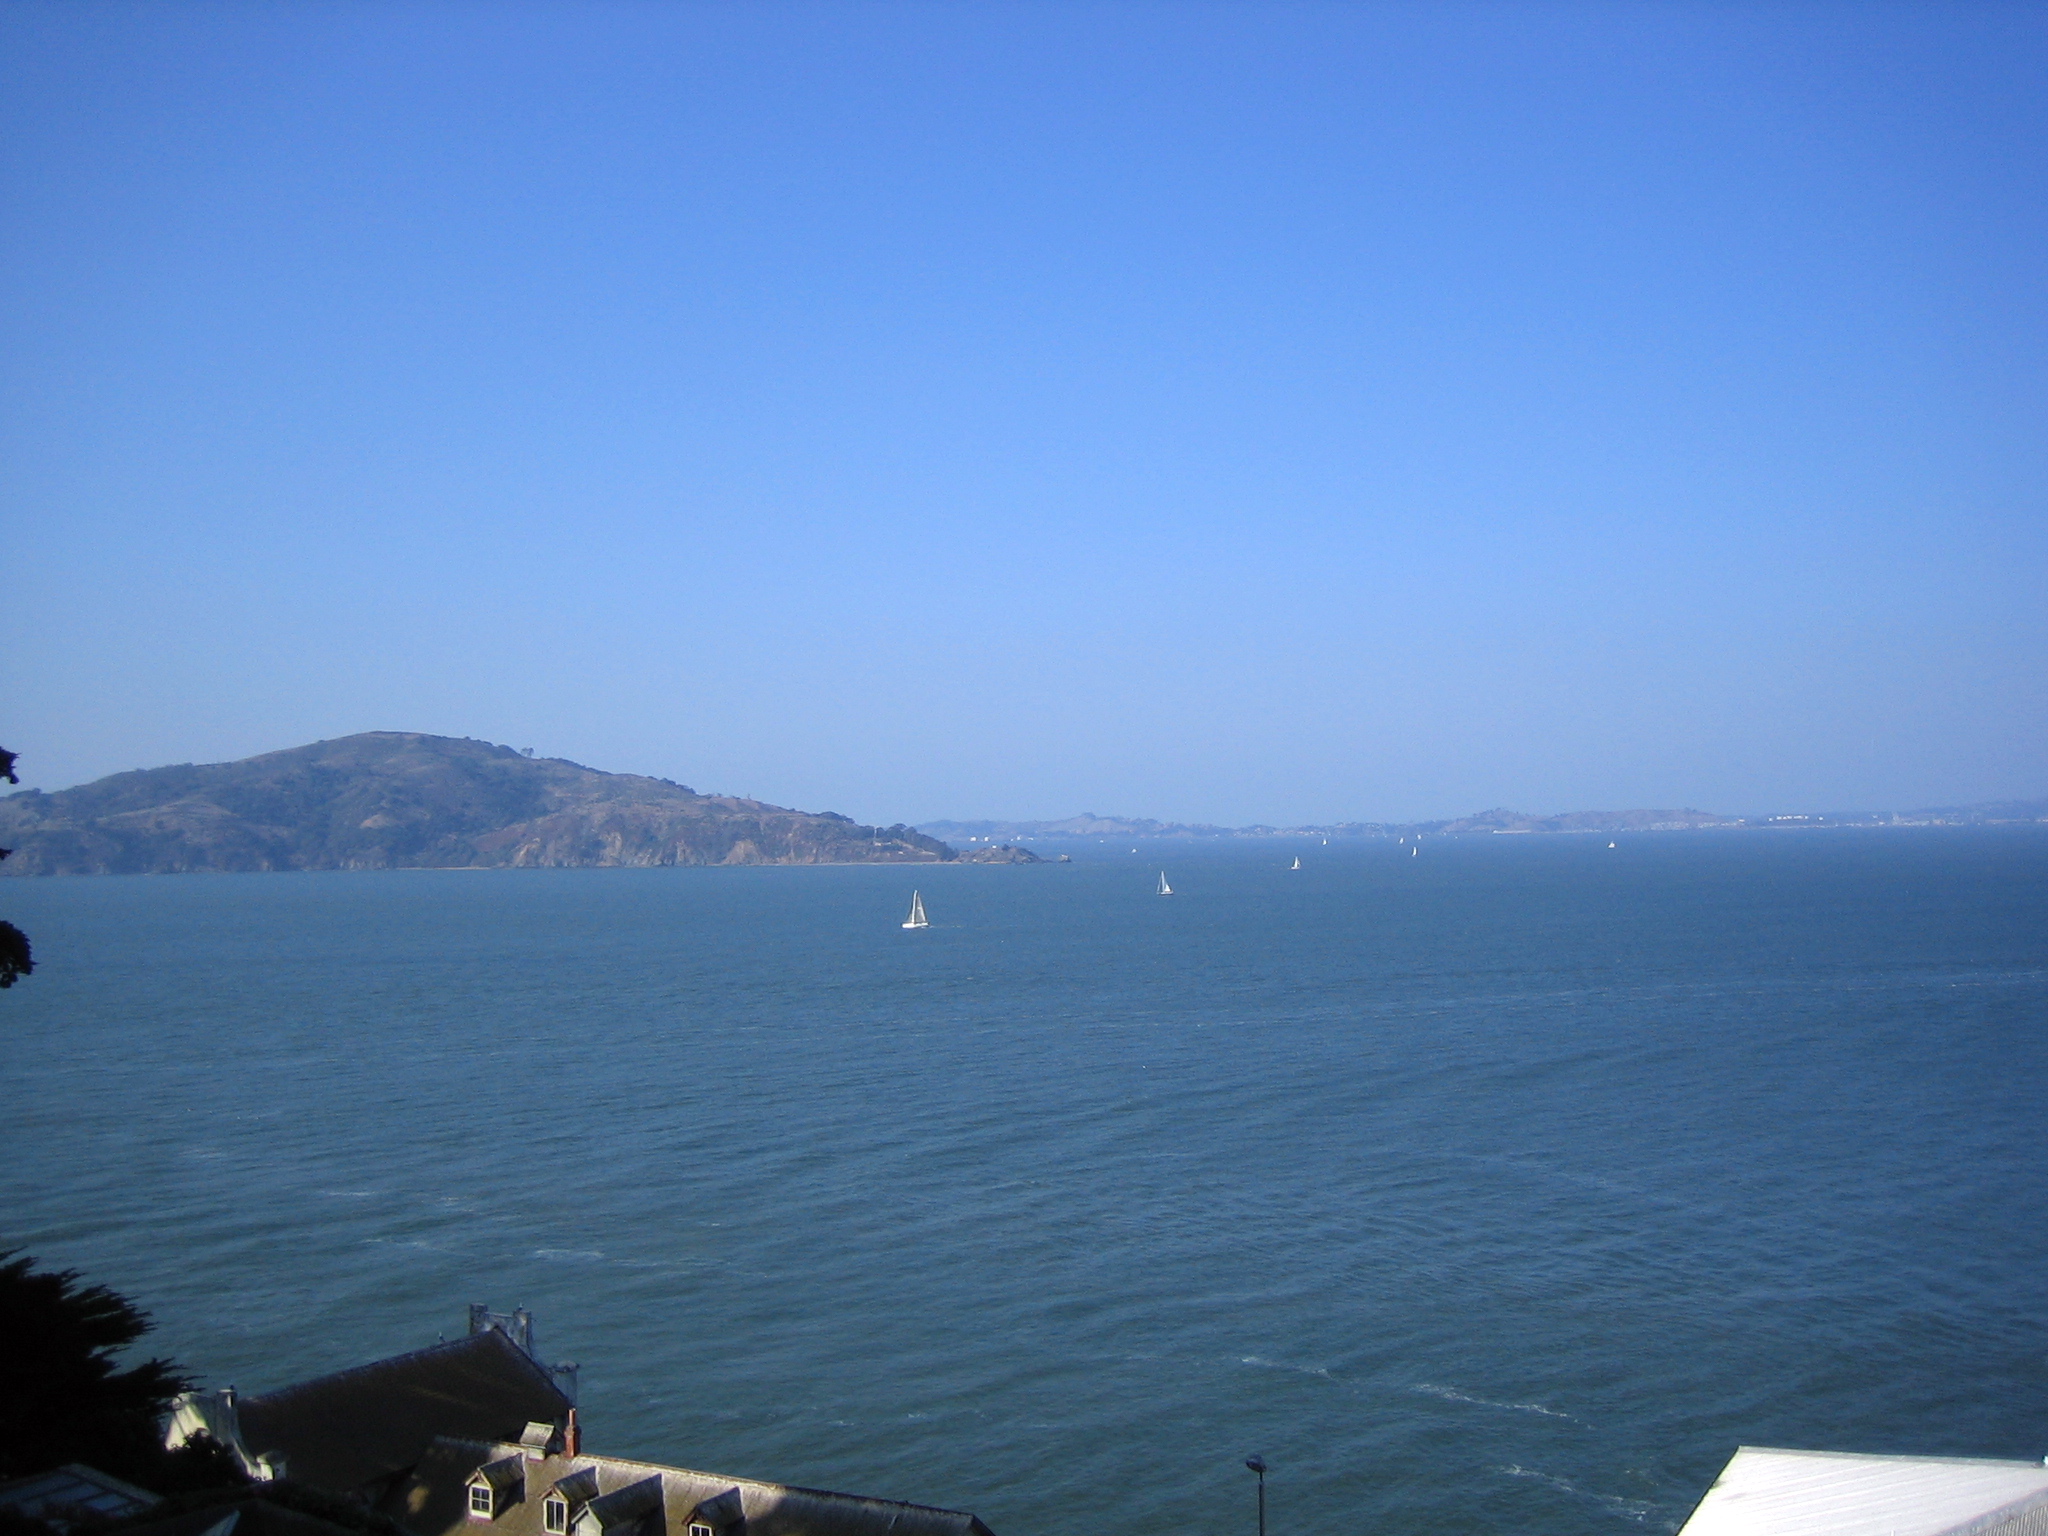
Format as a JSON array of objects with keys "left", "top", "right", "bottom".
[
  {"left": 548, "top": 1470, "right": 600, "bottom": 1511},
  {"left": 573, "top": 1476, "right": 663, "bottom": 1536},
  {"left": 237, "top": 1330, "right": 572, "bottom": 1498},
  {"left": 685, "top": 1490, "right": 743, "bottom": 1531}
]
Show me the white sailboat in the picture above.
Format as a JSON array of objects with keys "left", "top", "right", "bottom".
[
  {"left": 1608, "top": 841, "right": 1617, "bottom": 849},
  {"left": 1290, "top": 856, "right": 1301, "bottom": 870},
  {"left": 1156, "top": 871, "right": 1173, "bottom": 896},
  {"left": 902, "top": 890, "right": 929, "bottom": 929}
]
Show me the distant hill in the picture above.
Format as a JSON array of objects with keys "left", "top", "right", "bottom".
[
  {"left": 926, "top": 813, "right": 1254, "bottom": 841},
  {"left": 1433, "top": 807, "right": 1737, "bottom": 834},
  {"left": 0, "top": 733, "right": 978, "bottom": 874},
  {"left": 1891, "top": 798, "right": 2048, "bottom": 825},
  {"left": 922, "top": 806, "right": 1739, "bottom": 841},
  {"left": 922, "top": 800, "right": 2047, "bottom": 842}
]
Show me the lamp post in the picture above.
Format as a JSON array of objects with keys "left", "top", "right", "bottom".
[{"left": 1244, "top": 1456, "right": 1266, "bottom": 1536}]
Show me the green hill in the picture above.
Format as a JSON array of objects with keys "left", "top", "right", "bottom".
[{"left": 0, "top": 733, "right": 959, "bottom": 874}]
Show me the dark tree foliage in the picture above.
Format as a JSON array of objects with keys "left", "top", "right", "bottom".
[
  {"left": 1, "top": 745, "right": 29, "bottom": 987},
  {"left": 0, "top": 922, "right": 30, "bottom": 988},
  {"left": 152, "top": 1435, "right": 254, "bottom": 1496},
  {"left": 0, "top": 1253, "right": 243, "bottom": 1491}
]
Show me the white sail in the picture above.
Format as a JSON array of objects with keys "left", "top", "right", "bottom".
[
  {"left": 902, "top": 890, "right": 929, "bottom": 929},
  {"left": 1157, "top": 871, "right": 1172, "bottom": 896},
  {"left": 1291, "top": 856, "right": 1301, "bottom": 870}
]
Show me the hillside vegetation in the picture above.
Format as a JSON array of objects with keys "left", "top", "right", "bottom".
[{"left": 0, "top": 733, "right": 961, "bottom": 874}]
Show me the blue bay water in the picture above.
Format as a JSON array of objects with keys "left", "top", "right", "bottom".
[{"left": 4, "top": 831, "right": 2045, "bottom": 1536}]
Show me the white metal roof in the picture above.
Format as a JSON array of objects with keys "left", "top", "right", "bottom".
[{"left": 1680, "top": 1447, "right": 2048, "bottom": 1536}]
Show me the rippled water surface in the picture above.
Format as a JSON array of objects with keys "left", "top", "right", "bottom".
[{"left": 5, "top": 831, "right": 2046, "bottom": 1536}]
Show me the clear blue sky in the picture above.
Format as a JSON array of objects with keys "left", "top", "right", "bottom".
[{"left": 4, "top": 2, "right": 2042, "bottom": 823}]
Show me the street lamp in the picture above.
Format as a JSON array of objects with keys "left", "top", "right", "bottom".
[{"left": 1244, "top": 1456, "right": 1267, "bottom": 1536}]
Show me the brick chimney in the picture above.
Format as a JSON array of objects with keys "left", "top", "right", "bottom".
[{"left": 564, "top": 1407, "right": 580, "bottom": 1459}]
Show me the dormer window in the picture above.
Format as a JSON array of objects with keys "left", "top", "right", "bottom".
[
  {"left": 467, "top": 1456, "right": 524, "bottom": 1521},
  {"left": 547, "top": 1468, "right": 599, "bottom": 1536},
  {"left": 686, "top": 1487, "right": 744, "bottom": 1536}
]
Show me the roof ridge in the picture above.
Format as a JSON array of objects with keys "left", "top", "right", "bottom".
[{"left": 766, "top": 1485, "right": 984, "bottom": 1519}]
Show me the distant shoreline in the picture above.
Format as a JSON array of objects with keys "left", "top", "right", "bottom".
[
  {"left": 919, "top": 800, "right": 2048, "bottom": 844},
  {"left": 6, "top": 730, "right": 2039, "bottom": 877}
]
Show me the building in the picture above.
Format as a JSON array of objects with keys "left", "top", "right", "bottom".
[
  {"left": 1679, "top": 1446, "right": 2048, "bottom": 1536},
  {"left": 383, "top": 1433, "right": 995, "bottom": 1536},
  {"left": 164, "top": 1309, "right": 997, "bottom": 1536},
  {"left": 106, "top": 1483, "right": 407, "bottom": 1536},
  {"left": 166, "top": 1310, "right": 576, "bottom": 1500},
  {"left": 0, "top": 1464, "right": 161, "bottom": 1531}
]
